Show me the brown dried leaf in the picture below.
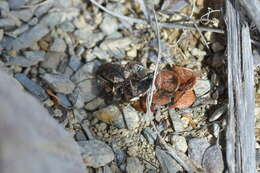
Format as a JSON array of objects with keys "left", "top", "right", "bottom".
[
  {"left": 155, "top": 71, "right": 180, "bottom": 92},
  {"left": 46, "top": 88, "right": 59, "bottom": 107},
  {"left": 152, "top": 92, "right": 172, "bottom": 105},
  {"left": 171, "top": 66, "right": 197, "bottom": 91},
  {"left": 170, "top": 90, "right": 196, "bottom": 109}
]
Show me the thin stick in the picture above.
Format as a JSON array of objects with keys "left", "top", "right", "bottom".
[
  {"left": 88, "top": 0, "right": 225, "bottom": 34},
  {"left": 194, "top": 23, "right": 210, "bottom": 49},
  {"left": 136, "top": 0, "right": 150, "bottom": 21}
]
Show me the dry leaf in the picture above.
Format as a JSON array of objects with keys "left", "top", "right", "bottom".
[
  {"left": 155, "top": 71, "right": 180, "bottom": 92},
  {"left": 170, "top": 90, "right": 196, "bottom": 109},
  {"left": 46, "top": 88, "right": 59, "bottom": 107},
  {"left": 152, "top": 92, "right": 172, "bottom": 105}
]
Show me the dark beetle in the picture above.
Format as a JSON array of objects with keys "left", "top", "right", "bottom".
[{"left": 96, "top": 62, "right": 153, "bottom": 104}]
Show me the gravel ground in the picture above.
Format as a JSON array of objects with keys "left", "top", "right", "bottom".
[{"left": 0, "top": 0, "right": 259, "bottom": 172}]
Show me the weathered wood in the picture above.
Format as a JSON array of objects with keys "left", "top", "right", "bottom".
[{"left": 225, "top": 0, "right": 256, "bottom": 172}]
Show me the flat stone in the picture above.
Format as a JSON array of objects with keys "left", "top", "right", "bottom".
[
  {"left": 155, "top": 147, "right": 183, "bottom": 173},
  {"left": 8, "top": 0, "right": 27, "bottom": 9},
  {"left": 74, "top": 29, "right": 105, "bottom": 48},
  {"left": 68, "top": 88, "right": 85, "bottom": 108},
  {"left": 126, "top": 157, "right": 144, "bottom": 173},
  {"left": 170, "top": 135, "right": 188, "bottom": 153},
  {"left": 188, "top": 138, "right": 210, "bottom": 166},
  {"left": 0, "top": 18, "right": 17, "bottom": 28},
  {"left": 161, "top": 0, "right": 189, "bottom": 14},
  {"left": 57, "top": 93, "right": 72, "bottom": 108},
  {"left": 169, "top": 109, "right": 184, "bottom": 132},
  {"left": 202, "top": 145, "right": 224, "bottom": 173},
  {"left": 77, "top": 79, "right": 100, "bottom": 102},
  {"left": 209, "top": 105, "right": 227, "bottom": 122},
  {"left": 142, "top": 128, "right": 157, "bottom": 145},
  {"left": 123, "top": 105, "right": 140, "bottom": 129},
  {"left": 92, "top": 47, "right": 110, "bottom": 61},
  {"left": 111, "top": 142, "right": 126, "bottom": 165},
  {"left": 59, "top": 21, "right": 75, "bottom": 32},
  {"left": 50, "top": 37, "right": 66, "bottom": 52},
  {"left": 194, "top": 79, "right": 211, "bottom": 97},
  {"left": 84, "top": 97, "right": 105, "bottom": 111},
  {"left": 100, "top": 37, "right": 132, "bottom": 51},
  {"left": 14, "top": 73, "right": 48, "bottom": 101},
  {"left": 11, "top": 8, "right": 34, "bottom": 22},
  {"left": 40, "top": 52, "right": 65, "bottom": 70},
  {"left": 6, "top": 24, "right": 30, "bottom": 38},
  {"left": 9, "top": 24, "right": 49, "bottom": 50},
  {"left": 69, "top": 55, "right": 82, "bottom": 71},
  {"left": 78, "top": 140, "right": 115, "bottom": 168},
  {"left": 100, "top": 15, "right": 118, "bottom": 35},
  {"left": 6, "top": 50, "right": 45, "bottom": 67},
  {"left": 71, "top": 60, "right": 101, "bottom": 83},
  {"left": 34, "top": 0, "right": 54, "bottom": 18},
  {"left": 41, "top": 73, "right": 75, "bottom": 94}
]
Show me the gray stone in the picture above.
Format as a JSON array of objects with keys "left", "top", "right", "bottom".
[
  {"left": 81, "top": 120, "right": 94, "bottom": 140},
  {"left": 111, "top": 142, "right": 126, "bottom": 165},
  {"left": 123, "top": 105, "right": 140, "bottom": 129},
  {"left": 142, "top": 128, "right": 157, "bottom": 145},
  {"left": 0, "top": 1, "right": 9, "bottom": 12},
  {"left": 6, "top": 24, "right": 30, "bottom": 38},
  {"left": 34, "top": 0, "right": 54, "bottom": 17},
  {"left": 126, "top": 157, "right": 144, "bottom": 173},
  {"left": 74, "top": 130, "right": 87, "bottom": 141},
  {"left": 188, "top": 138, "right": 210, "bottom": 166},
  {"left": 7, "top": 51, "right": 45, "bottom": 67},
  {"left": 68, "top": 88, "right": 85, "bottom": 108},
  {"left": 57, "top": 93, "right": 72, "bottom": 108},
  {"left": 100, "top": 37, "right": 132, "bottom": 51},
  {"left": 8, "top": 0, "right": 27, "bottom": 9},
  {"left": 40, "top": 9, "right": 79, "bottom": 28},
  {"left": 169, "top": 109, "right": 184, "bottom": 132},
  {"left": 92, "top": 47, "right": 110, "bottom": 61},
  {"left": 41, "top": 73, "right": 75, "bottom": 94},
  {"left": 41, "top": 52, "right": 65, "bottom": 70},
  {"left": 209, "top": 104, "right": 227, "bottom": 122},
  {"left": 155, "top": 147, "right": 183, "bottom": 173},
  {"left": 14, "top": 73, "right": 48, "bottom": 101},
  {"left": 28, "top": 17, "right": 38, "bottom": 25},
  {"left": 0, "top": 70, "right": 85, "bottom": 173},
  {"left": 73, "top": 109, "right": 88, "bottom": 123},
  {"left": 194, "top": 79, "right": 211, "bottom": 97},
  {"left": 94, "top": 105, "right": 122, "bottom": 125},
  {"left": 78, "top": 140, "right": 115, "bottom": 168},
  {"left": 59, "top": 21, "right": 75, "bottom": 32},
  {"left": 74, "top": 29, "right": 105, "bottom": 48},
  {"left": 100, "top": 15, "right": 118, "bottom": 35},
  {"left": 9, "top": 24, "right": 49, "bottom": 50},
  {"left": 71, "top": 60, "right": 101, "bottom": 83},
  {"left": 0, "top": 18, "right": 17, "bottom": 28},
  {"left": 170, "top": 135, "right": 188, "bottom": 153},
  {"left": 161, "top": 0, "right": 189, "bottom": 14},
  {"left": 77, "top": 79, "right": 100, "bottom": 102},
  {"left": 69, "top": 55, "right": 82, "bottom": 71},
  {"left": 0, "top": 29, "right": 3, "bottom": 41},
  {"left": 202, "top": 145, "right": 224, "bottom": 173},
  {"left": 11, "top": 9, "right": 34, "bottom": 22},
  {"left": 84, "top": 97, "right": 105, "bottom": 111},
  {"left": 50, "top": 37, "right": 66, "bottom": 52}
]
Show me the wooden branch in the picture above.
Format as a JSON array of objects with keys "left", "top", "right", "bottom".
[{"left": 225, "top": 0, "right": 256, "bottom": 172}]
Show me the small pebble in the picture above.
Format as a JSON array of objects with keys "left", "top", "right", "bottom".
[
  {"left": 78, "top": 140, "right": 115, "bottom": 168},
  {"left": 50, "top": 37, "right": 67, "bottom": 52},
  {"left": 100, "top": 15, "right": 118, "bottom": 35},
  {"left": 188, "top": 138, "right": 210, "bottom": 166},
  {"left": 100, "top": 37, "right": 132, "bottom": 51},
  {"left": 41, "top": 73, "right": 75, "bottom": 94},
  {"left": 94, "top": 105, "right": 121, "bottom": 124},
  {"left": 126, "top": 157, "right": 144, "bottom": 173},
  {"left": 14, "top": 73, "right": 48, "bottom": 101},
  {"left": 122, "top": 105, "right": 140, "bottom": 129},
  {"left": 202, "top": 145, "right": 224, "bottom": 173},
  {"left": 74, "top": 29, "right": 104, "bottom": 48},
  {"left": 155, "top": 147, "right": 183, "bottom": 173},
  {"left": 40, "top": 52, "right": 65, "bottom": 70},
  {"left": 170, "top": 135, "right": 188, "bottom": 153},
  {"left": 194, "top": 79, "right": 211, "bottom": 97}
]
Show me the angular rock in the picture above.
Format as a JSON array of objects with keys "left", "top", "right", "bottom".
[
  {"left": 34, "top": 0, "right": 54, "bottom": 17},
  {"left": 111, "top": 142, "right": 126, "bottom": 165},
  {"left": 41, "top": 73, "right": 75, "bottom": 94},
  {"left": 50, "top": 37, "right": 66, "bottom": 52},
  {"left": 78, "top": 140, "right": 115, "bottom": 168},
  {"left": 100, "top": 15, "right": 118, "bottom": 35},
  {"left": 155, "top": 147, "right": 183, "bottom": 173},
  {"left": 14, "top": 73, "right": 48, "bottom": 101},
  {"left": 9, "top": 24, "right": 49, "bottom": 50},
  {"left": 142, "top": 128, "right": 157, "bottom": 145},
  {"left": 40, "top": 52, "right": 65, "bottom": 70},
  {"left": 0, "top": 18, "right": 17, "bottom": 28},
  {"left": 94, "top": 105, "right": 121, "bottom": 124},
  {"left": 68, "top": 88, "right": 85, "bottom": 108},
  {"left": 126, "top": 157, "right": 144, "bottom": 173},
  {"left": 84, "top": 97, "right": 105, "bottom": 111},
  {"left": 100, "top": 37, "right": 132, "bottom": 51},
  {"left": 209, "top": 104, "right": 227, "bottom": 122},
  {"left": 202, "top": 145, "right": 224, "bottom": 173},
  {"left": 169, "top": 109, "right": 184, "bottom": 132},
  {"left": 71, "top": 60, "right": 101, "bottom": 83},
  {"left": 92, "top": 47, "right": 110, "bottom": 61},
  {"left": 11, "top": 8, "right": 34, "bottom": 22},
  {"left": 122, "top": 105, "right": 140, "bottom": 129},
  {"left": 188, "top": 138, "right": 210, "bottom": 166},
  {"left": 77, "top": 79, "right": 100, "bottom": 102},
  {"left": 59, "top": 21, "right": 75, "bottom": 32},
  {"left": 0, "top": 70, "right": 85, "bottom": 173},
  {"left": 8, "top": 0, "right": 27, "bottom": 9},
  {"left": 57, "top": 93, "right": 72, "bottom": 108},
  {"left": 74, "top": 29, "right": 104, "bottom": 48},
  {"left": 6, "top": 24, "right": 30, "bottom": 38},
  {"left": 69, "top": 55, "right": 82, "bottom": 71},
  {"left": 170, "top": 135, "right": 188, "bottom": 153}
]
